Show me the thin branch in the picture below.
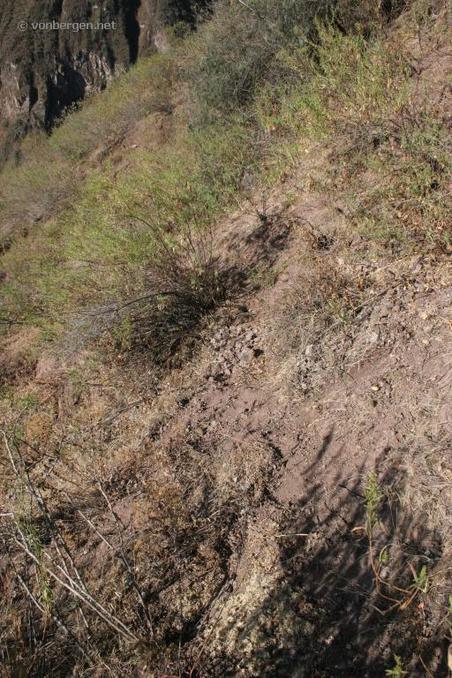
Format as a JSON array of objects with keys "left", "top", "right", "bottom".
[
  {"left": 96, "top": 482, "right": 155, "bottom": 638},
  {"left": 14, "top": 534, "right": 138, "bottom": 642},
  {"left": 3, "top": 431, "right": 138, "bottom": 643},
  {"left": 16, "top": 572, "right": 92, "bottom": 665}
]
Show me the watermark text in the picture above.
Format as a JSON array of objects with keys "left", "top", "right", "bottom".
[{"left": 18, "top": 20, "right": 117, "bottom": 33}]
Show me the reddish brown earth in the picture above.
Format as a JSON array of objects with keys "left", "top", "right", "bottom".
[
  {"left": 1, "top": 159, "right": 449, "bottom": 674},
  {"left": 0, "top": 15, "right": 451, "bottom": 672}
]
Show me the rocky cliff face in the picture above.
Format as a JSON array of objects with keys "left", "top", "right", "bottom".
[{"left": 0, "top": 0, "right": 206, "bottom": 161}]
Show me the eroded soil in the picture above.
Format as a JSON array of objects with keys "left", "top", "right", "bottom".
[{"left": 1, "top": 159, "right": 450, "bottom": 675}]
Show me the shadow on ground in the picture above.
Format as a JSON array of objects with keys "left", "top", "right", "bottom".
[{"left": 205, "top": 433, "right": 448, "bottom": 677}]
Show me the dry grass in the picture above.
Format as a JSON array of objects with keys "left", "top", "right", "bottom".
[
  {"left": 0, "top": 405, "right": 243, "bottom": 676},
  {"left": 0, "top": 2, "right": 450, "bottom": 675}
]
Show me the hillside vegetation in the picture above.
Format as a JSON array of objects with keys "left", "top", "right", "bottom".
[{"left": 0, "top": 1, "right": 450, "bottom": 676}]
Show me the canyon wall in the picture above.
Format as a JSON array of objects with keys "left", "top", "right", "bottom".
[{"left": 0, "top": 0, "right": 206, "bottom": 160}]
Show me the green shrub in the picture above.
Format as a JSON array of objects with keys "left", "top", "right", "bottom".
[
  {"left": 188, "top": 0, "right": 332, "bottom": 120},
  {"left": 254, "top": 15, "right": 451, "bottom": 249}
]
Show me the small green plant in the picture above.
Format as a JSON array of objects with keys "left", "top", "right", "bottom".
[
  {"left": 411, "top": 564, "right": 429, "bottom": 594},
  {"left": 378, "top": 545, "right": 390, "bottom": 566},
  {"left": 17, "top": 516, "right": 44, "bottom": 560},
  {"left": 39, "top": 576, "right": 54, "bottom": 615},
  {"left": 385, "top": 655, "right": 407, "bottom": 677},
  {"left": 16, "top": 393, "right": 38, "bottom": 412},
  {"left": 0, "top": 385, "right": 13, "bottom": 402}
]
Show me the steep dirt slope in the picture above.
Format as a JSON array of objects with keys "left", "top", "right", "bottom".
[
  {"left": 1, "top": 151, "right": 450, "bottom": 674},
  {"left": 0, "top": 4, "right": 450, "bottom": 675},
  {"left": 124, "top": 174, "right": 451, "bottom": 675},
  {"left": 185, "top": 190, "right": 451, "bottom": 676}
]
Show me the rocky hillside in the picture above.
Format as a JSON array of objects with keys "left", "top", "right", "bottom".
[
  {"left": 0, "top": 1, "right": 450, "bottom": 676},
  {"left": 0, "top": 0, "right": 206, "bottom": 163}
]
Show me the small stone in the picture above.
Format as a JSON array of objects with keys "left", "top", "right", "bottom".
[{"left": 240, "top": 348, "right": 254, "bottom": 363}]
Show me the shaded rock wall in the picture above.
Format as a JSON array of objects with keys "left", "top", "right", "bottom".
[{"left": 0, "top": 1, "right": 208, "bottom": 160}]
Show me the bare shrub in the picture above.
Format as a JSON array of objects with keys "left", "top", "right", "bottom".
[{"left": 109, "top": 221, "right": 237, "bottom": 364}]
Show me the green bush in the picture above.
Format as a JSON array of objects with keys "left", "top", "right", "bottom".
[
  {"left": 253, "top": 16, "right": 451, "bottom": 249},
  {"left": 188, "top": 0, "right": 332, "bottom": 120}
]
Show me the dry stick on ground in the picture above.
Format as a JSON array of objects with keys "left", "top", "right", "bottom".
[
  {"left": 2, "top": 429, "right": 91, "bottom": 631},
  {"left": 100, "top": 399, "right": 145, "bottom": 427},
  {"left": 13, "top": 531, "right": 138, "bottom": 642},
  {"left": 65, "top": 485, "right": 156, "bottom": 642},
  {"left": 88, "top": 291, "right": 177, "bottom": 317},
  {"left": 15, "top": 570, "right": 93, "bottom": 666},
  {"left": 2, "top": 430, "right": 139, "bottom": 643}
]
